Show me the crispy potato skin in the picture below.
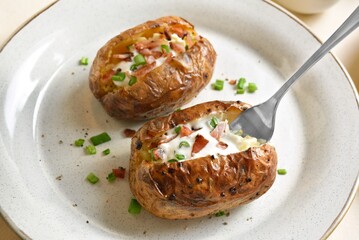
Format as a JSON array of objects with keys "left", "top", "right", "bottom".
[
  {"left": 129, "top": 101, "right": 278, "bottom": 219},
  {"left": 89, "top": 16, "right": 216, "bottom": 120}
]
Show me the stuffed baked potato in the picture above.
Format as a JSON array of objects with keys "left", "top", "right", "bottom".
[
  {"left": 129, "top": 101, "right": 278, "bottom": 219},
  {"left": 89, "top": 16, "right": 216, "bottom": 120}
]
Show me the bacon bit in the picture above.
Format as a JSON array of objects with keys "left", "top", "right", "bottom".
[
  {"left": 192, "top": 134, "right": 209, "bottom": 154},
  {"left": 164, "top": 29, "right": 171, "bottom": 40},
  {"left": 210, "top": 121, "right": 227, "bottom": 141},
  {"left": 170, "top": 42, "right": 186, "bottom": 53},
  {"left": 123, "top": 128, "right": 136, "bottom": 138},
  {"left": 228, "top": 80, "right": 237, "bottom": 85},
  {"left": 113, "top": 167, "right": 126, "bottom": 179},
  {"left": 151, "top": 51, "right": 164, "bottom": 59},
  {"left": 180, "top": 125, "right": 193, "bottom": 137},
  {"left": 135, "top": 39, "right": 164, "bottom": 51},
  {"left": 217, "top": 141, "right": 228, "bottom": 150},
  {"left": 112, "top": 53, "right": 133, "bottom": 60},
  {"left": 170, "top": 26, "right": 186, "bottom": 38},
  {"left": 139, "top": 48, "right": 152, "bottom": 56}
]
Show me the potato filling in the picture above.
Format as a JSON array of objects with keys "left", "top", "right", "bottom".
[
  {"left": 111, "top": 29, "right": 197, "bottom": 87},
  {"left": 152, "top": 115, "right": 261, "bottom": 162}
]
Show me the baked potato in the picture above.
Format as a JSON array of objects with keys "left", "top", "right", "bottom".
[
  {"left": 129, "top": 100, "right": 278, "bottom": 219},
  {"left": 89, "top": 16, "right": 216, "bottom": 120}
]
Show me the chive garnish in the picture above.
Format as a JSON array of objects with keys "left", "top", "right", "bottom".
[
  {"left": 179, "top": 141, "right": 190, "bottom": 148},
  {"left": 86, "top": 172, "right": 99, "bottom": 184},
  {"left": 90, "top": 132, "right": 111, "bottom": 146},
  {"left": 168, "top": 159, "right": 178, "bottom": 163},
  {"left": 174, "top": 126, "right": 182, "bottom": 134},
  {"left": 85, "top": 145, "right": 96, "bottom": 155},
  {"left": 112, "top": 72, "right": 126, "bottom": 81},
  {"left": 215, "top": 211, "right": 226, "bottom": 217},
  {"left": 175, "top": 154, "right": 185, "bottom": 160},
  {"left": 236, "top": 88, "right": 245, "bottom": 94},
  {"left": 134, "top": 54, "right": 146, "bottom": 65},
  {"left": 247, "top": 82, "right": 257, "bottom": 93},
  {"left": 130, "top": 64, "right": 137, "bottom": 71},
  {"left": 107, "top": 172, "right": 116, "bottom": 182},
  {"left": 237, "top": 77, "right": 246, "bottom": 89},
  {"left": 79, "top": 57, "right": 88, "bottom": 65},
  {"left": 74, "top": 138, "right": 85, "bottom": 147},
  {"left": 128, "top": 198, "right": 142, "bottom": 214},
  {"left": 210, "top": 117, "right": 219, "bottom": 128},
  {"left": 149, "top": 149, "right": 156, "bottom": 161},
  {"left": 102, "top": 148, "right": 110, "bottom": 155},
  {"left": 212, "top": 79, "right": 224, "bottom": 91},
  {"left": 161, "top": 44, "right": 170, "bottom": 53},
  {"left": 277, "top": 169, "right": 287, "bottom": 175},
  {"left": 129, "top": 76, "right": 137, "bottom": 86}
]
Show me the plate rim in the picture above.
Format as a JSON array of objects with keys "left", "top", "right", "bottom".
[{"left": 0, "top": 0, "right": 358, "bottom": 239}]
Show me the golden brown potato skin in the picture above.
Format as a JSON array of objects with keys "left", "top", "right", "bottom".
[
  {"left": 129, "top": 101, "right": 278, "bottom": 219},
  {"left": 89, "top": 16, "right": 216, "bottom": 120}
]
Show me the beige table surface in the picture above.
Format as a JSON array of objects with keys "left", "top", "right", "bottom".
[{"left": 0, "top": 0, "right": 358, "bottom": 239}]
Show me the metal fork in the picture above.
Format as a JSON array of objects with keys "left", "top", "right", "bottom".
[{"left": 230, "top": 6, "right": 359, "bottom": 141}]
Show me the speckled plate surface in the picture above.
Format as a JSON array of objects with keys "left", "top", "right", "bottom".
[{"left": 0, "top": 0, "right": 358, "bottom": 239}]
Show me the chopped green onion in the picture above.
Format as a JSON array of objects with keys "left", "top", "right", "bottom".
[
  {"left": 168, "top": 159, "right": 178, "bottom": 163},
  {"left": 79, "top": 57, "right": 88, "bottom": 65},
  {"left": 90, "top": 132, "right": 111, "bottom": 146},
  {"left": 212, "top": 79, "right": 224, "bottom": 91},
  {"left": 161, "top": 44, "right": 170, "bottom": 53},
  {"left": 130, "top": 64, "right": 137, "bottom": 71},
  {"left": 215, "top": 211, "right": 226, "bottom": 217},
  {"left": 102, "top": 148, "right": 110, "bottom": 155},
  {"left": 236, "top": 88, "right": 245, "bottom": 94},
  {"left": 134, "top": 54, "right": 146, "bottom": 65},
  {"left": 185, "top": 45, "right": 189, "bottom": 51},
  {"left": 85, "top": 145, "right": 96, "bottom": 155},
  {"left": 117, "top": 71, "right": 126, "bottom": 77},
  {"left": 74, "top": 138, "right": 85, "bottom": 147},
  {"left": 111, "top": 75, "right": 121, "bottom": 81},
  {"left": 210, "top": 116, "right": 219, "bottom": 128},
  {"left": 107, "top": 172, "right": 116, "bottom": 182},
  {"left": 112, "top": 72, "right": 126, "bottom": 81},
  {"left": 174, "top": 126, "right": 182, "bottom": 134},
  {"left": 179, "top": 141, "right": 190, "bottom": 148},
  {"left": 277, "top": 169, "right": 287, "bottom": 175},
  {"left": 175, "top": 153, "right": 185, "bottom": 160},
  {"left": 247, "top": 82, "right": 257, "bottom": 93},
  {"left": 128, "top": 198, "right": 142, "bottom": 214},
  {"left": 148, "top": 149, "right": 155, "bottom": 161},
  {"left": 129, "top": 76, "right": 137, "bottom": 86},
  {"left": 86, "top": 172, "right": 99, "bottom": 184},
  {"left": 175, "top": 108, "right": 182, "bottom": 112},
  {"left": 237, "top": 77, "right": 246, "bottom": 89}
]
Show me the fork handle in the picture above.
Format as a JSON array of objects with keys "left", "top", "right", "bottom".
[{"left": 272, "top": 6, "right": 359, "bottom": 102}]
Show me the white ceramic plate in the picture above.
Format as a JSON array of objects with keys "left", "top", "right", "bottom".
[{"left": 0, "top": 0, "right": 358, "bottom": 239}]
